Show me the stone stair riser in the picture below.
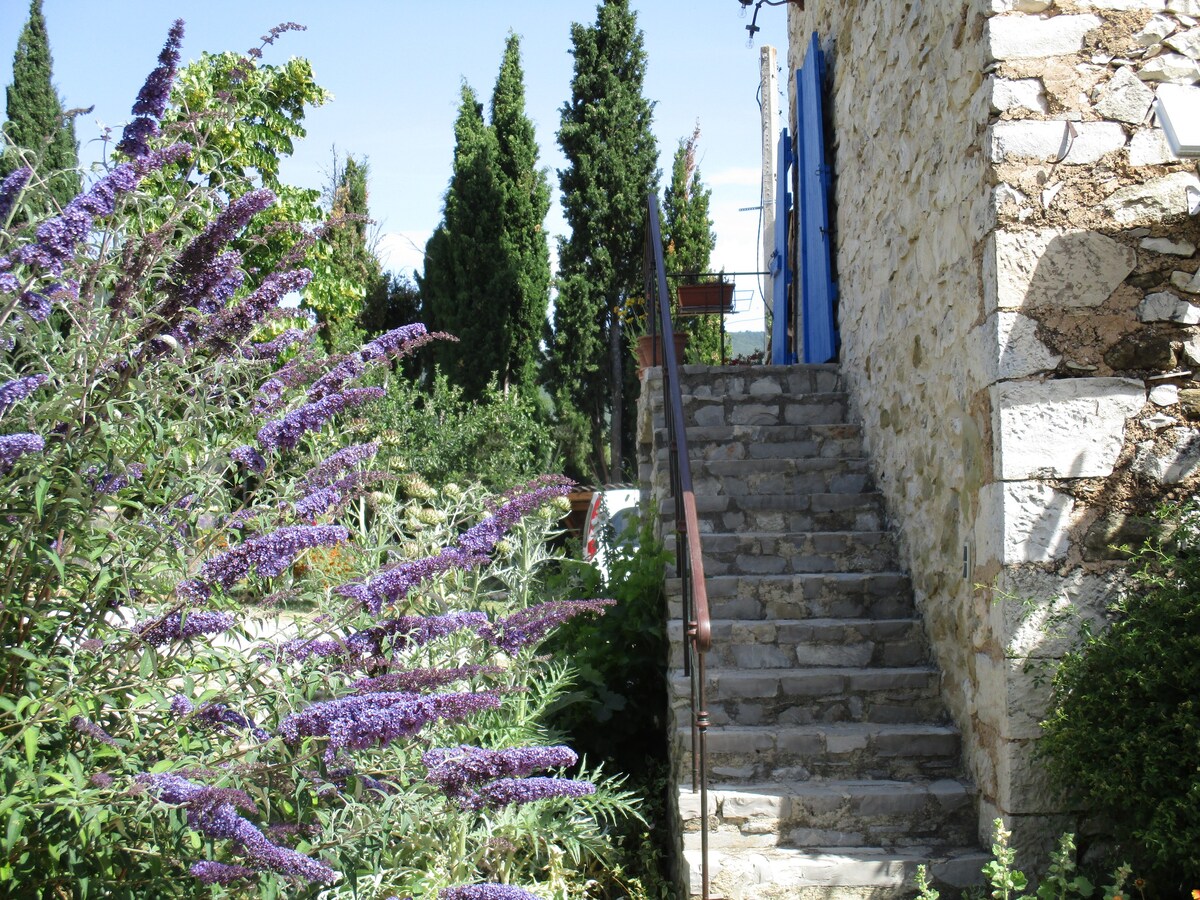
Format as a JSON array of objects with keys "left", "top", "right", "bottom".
[
  {"left": 667, "top": 619, "right": 928, "bottom": 670},
  {"left": 665, "top": 532, "right": 899, "bottom": 576},
  {"left": 645, "top": 364, "right": 843, "bottom": 398},
  {"left": 681, "top": 726, "right": 963, "bottom": 783},
  {"left": 666, "top": 574, "right": 916, "bottom": 621}
]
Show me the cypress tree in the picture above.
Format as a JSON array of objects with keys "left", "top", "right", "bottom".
[
  {"left": 490, "top": 33, "right": 551, "bottom": 396},
  {"left": 664, "top": 126, "right": 722, "bottom": 365},
  {"left": 552, "top": 0, "right": 658, "bottom": 483},
  {"left": 1, "top": 0, "right": 80, "bottom": 207},
  {"left": 319, "top": 154, "right": 382, "bottom": 349},
  {"left": 418, "top": 84, "right": 508, "bottom": 401}
]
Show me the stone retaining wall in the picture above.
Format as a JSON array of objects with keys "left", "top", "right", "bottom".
[{"left": 787, "top": 0, "right": 1200, "bottom": 862}]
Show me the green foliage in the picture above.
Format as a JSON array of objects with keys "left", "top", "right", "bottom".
[
  {"left": 1, "top": 0, "right": 80, "bottom": 208},
  {"left": 420, "top": 84, "right": 510, "bottom": 401},
  {"left": 421, "top": 35, "right": 551, "bottom": 403},
  {"left": 551, "top": 0, "right": 659, "bottom": 483},
  {"left": 662, "top": 126, "right": 723, "bottom": 367},
  {"left": 1040, "top": 506, "right": 1200, "bottom": 886},
  {"left": 368, "top": 371, "right": 559, "bottom": 491}
]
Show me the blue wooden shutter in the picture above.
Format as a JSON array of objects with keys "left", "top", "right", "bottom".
[
  {"left": 770, "top": 128, "right": 794, "bottom": 365},
  {"left": 797, "top": 32, "right": 838, "bottom": 364}
]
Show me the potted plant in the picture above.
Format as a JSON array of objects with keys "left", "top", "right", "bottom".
[
  {"left": 618, "top": 294, "right": 689, "bottom": 378},
  {"left": 676, "top": 277, "right": 734, "bottom": 316}
]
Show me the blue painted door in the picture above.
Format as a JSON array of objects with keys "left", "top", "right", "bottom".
[
  {"left": 797, "top": 32, "right": 838, "bottom": 364},
  {"left": 770, "top": 128, "right": 794, "bottom": 365}
]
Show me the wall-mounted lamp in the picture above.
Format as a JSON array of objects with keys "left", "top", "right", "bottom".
[{"left": 738, "top": 0, "right": 803, "bottom": 48}]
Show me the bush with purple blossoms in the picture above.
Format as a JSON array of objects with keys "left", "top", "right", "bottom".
[{"left": 0, "top": 21, "right": 642, "bottom": 900}]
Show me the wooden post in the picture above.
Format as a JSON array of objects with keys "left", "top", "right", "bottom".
[{"left": 759, "top": 45, "right": 779, "bottom": 355}]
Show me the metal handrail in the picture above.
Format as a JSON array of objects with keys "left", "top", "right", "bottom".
[{"left": 644, "top": 193, "right": 713, "bottom": 900}]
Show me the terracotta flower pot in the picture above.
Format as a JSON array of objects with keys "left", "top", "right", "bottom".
[
  {"left": 634, "top": 332, "right": 689, "bottom": 377},
  {"left": 677, "top": 282, "right": 734, "bottom": 315}
]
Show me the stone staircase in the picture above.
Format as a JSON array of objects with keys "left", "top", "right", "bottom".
[{"left": 637, "top": 365, "right": 987, "bottom": 900}]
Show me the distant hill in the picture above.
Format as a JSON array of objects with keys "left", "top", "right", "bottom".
[{"left": 728, "top": 330, "right": 765, "bottom": 361}]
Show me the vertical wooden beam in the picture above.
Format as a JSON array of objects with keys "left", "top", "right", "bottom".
[{"left": 759, "top": 44, "right": 779, "bottom": 353}]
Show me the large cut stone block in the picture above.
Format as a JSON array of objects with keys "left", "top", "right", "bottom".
[
  {"left": 991, "top": 378, "right": 1146, "bottom": 479},
  {"left": 990, "top": 567, "right": 1123, "bottom": 658},
  {"left": 1103, "top": 170, "right": 1200, "bottom": 224},
  {"left": 986, "top": 229, "right": 1134, "bottom": 314},
  {"left": 987, "top": 14, "right": 1102, "bottom": 60},
  {"left": 987, "top": 121, "right": 1126, "bottom": 164},
  {"left": 973, "top": 312, "right": 1062, "bottom": 386},
  {"left": 976, "top": 481, "right": 1075, "bottom": 564}
]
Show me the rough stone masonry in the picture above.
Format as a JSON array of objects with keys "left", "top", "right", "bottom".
[{"left": 787, "top": 0, "right": 1200, "bottom": 863}]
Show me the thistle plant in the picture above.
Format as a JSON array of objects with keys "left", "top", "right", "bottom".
[{"left": 0, "top": 22, "right": 634, "bottom": 900}]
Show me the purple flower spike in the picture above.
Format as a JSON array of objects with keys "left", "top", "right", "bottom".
[
  {"left": 298, "top": 442, "right": 378, "bottom": 492},
  {"left": 134, "top": 610, "right": 235, "bottom": 647},
  {"left": 70, "top": 715, "right": 118, "bottom": 747},
  {"left": 241, "top": 326, "right": 311, "bottom": 361},
  {"left": 197, "top": 524, "right": 348, "bottom": 590},
  {"left": 439, "top": 886, "right": 544, "bottom": 900},
  {"left": 278, "top": 612, "right": 487, "bottom": 667},
  {"left": 466, "top": 776, "right": 595, "bottom": 811},
  {"left": 193, "top": 702, "right": 271, "bottom": 742},
  {"left": 118, "top": 20, "right": 185, "bottom": 157},
  {"left": 480, "top": 599, "right": 614, "bottom": 655},
  {"left": 170, "top": 694, "right": 195, "bottom": 717},
  {"left": 230, "top": 444, "right": 266, "bottom": 472},
  {"left": 256, "top": 387, "right": 383, "bottom": 453},
  {"left": 0, "top": 432, "right": 44, "bottom": 473},
  {"left": 190, "top": 861, "right": 258, "bottom": 886},
  {"left": 0, "top": 166, "right": 32, "bottom": 222},
  {"left": 352, "top": 664, "right": 501, "bottom": 695},
  {"left": 423, "top": 745, "right": 577, "bottom": 799},
  {"left": 279, "top": 690, "right": 501, "bottom": 761},
  {"left": 140, "top": 772, "right": 335, "bottom": 885},
  {"left": 0, "top": 374, "right": 47, "bottom": 416}
]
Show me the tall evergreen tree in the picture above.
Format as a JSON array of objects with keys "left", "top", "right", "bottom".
[
  {"left": 1, "top": 0, "right": 80, "bottom": 208},
  {"left": 664, "top": 126, "right": 722, "bottom": 365},
  {"left": 552, "top": 0, "right": 658, "bottom": 483},
  {"left": 490, "top": 33, "right": 551, "bottom": 396},
  {"left": 418, "top": 84, "right": 508, "bottom": 401},
  {"left": 316, "top": 154, "right": 380, "bottom": 348}
]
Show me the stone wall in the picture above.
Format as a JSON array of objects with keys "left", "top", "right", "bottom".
[{"left": 787, "top": 0, "right": 1200, "bottom": 862}]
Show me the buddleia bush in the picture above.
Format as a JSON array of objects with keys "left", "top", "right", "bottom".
[{"left": 0, "top": 21, "right": 634, "bottom": 900}]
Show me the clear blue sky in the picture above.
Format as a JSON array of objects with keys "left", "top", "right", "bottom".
[{"left": 1, "top": 1, "right": 789, "bottom": 329}]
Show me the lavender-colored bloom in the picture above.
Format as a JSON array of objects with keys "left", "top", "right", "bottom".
[
  {"left": 352, "top": 665, "right": 501, "bottom": 695},
  {"left": 204, "top": 268, "right": 312, "bottom": 350},
  {"left": 0, "top": 432, "right": 44, "bottom": 473},
  {"left": 439, "top": 885, "right": 543, "bottom": 900},
  {"left": 256, "top": 387, "right": 383, "bottom": 453},
  {"left": 230, "top": 444, "right": 266, "bottom": 472},
  {"left": 298, "top": 442, "right": 378, "bottom": 492},
  {"left": 117, "top": 20, "right": 184, "bottom": 157},
  {"left": 94, "top": 462, "right": 145, "bottom": 494},
  {"left": 423, "top": 745, "right": 577, "bottom": 799},
  {"left": 170, "top": 694, "right": 195, "bottom": 717},
  {"left": 0, "top": 166, "right": 31, "bottom": 222},
  {"left": 193, "top": 702, "right": 271, "bottom": 742},
  {"left": 481, "top": 599, "right": 614, "bottom": 655},
  {"left": 0, "top": 273, "right": 17, "bottom": 294},
  {"left": 70, "top": 715, "right": 118, "bottom": 747},
  {"left": 306, "top": 353, "right": 366, "bottom": 401},
  {"left": 139, "top": 772, "right": 335, "bottom": 885},
  {"left": 0, "top": 374, "right": 47, "bottom": 416},
  {"left": 89, "top": 772, "right": 114, "bottom": 789},
  {"left": 279, "top": 690, "right": 501, "bottom": 761},
  {"left": 12, "top": 206, "right": 91, "bottom": 276},
  {"left": 293, "top": 470, "right": 387, "bottom": 522},
  {"left": 279, "top": 612, "right": 487, "bottom": 666},
  {"left": 360, "top": 322, "right": 435, "bottom": 363},
  {"left": 175, "top": 578, "right": 211, "bottom": 605},
  {"left": 241, "top": 326, "right": 311, "bottom": 361},
  {"left": 132, "top": 140, "right": 192, "bottom": 176},
  {"left": 190, "top": 861, "right": 257, "bottom": 886},
  {"left": 466, "top": 777, "right": 595, "bottom": 811},
  {"left": 338, "top": 479, "right": 572, "bottom": 615},
  {"left": 134, "top": 610, "right": 235, "bottom": 646},
  {"left": 196, "top": 524, "right": 349, "bottom": 589}
]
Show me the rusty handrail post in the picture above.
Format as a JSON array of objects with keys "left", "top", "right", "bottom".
[{"left": 645, "top": 193, "right": 712, "bottom": 900}]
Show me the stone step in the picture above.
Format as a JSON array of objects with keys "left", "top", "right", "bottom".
[
  {"left": 667, "top": 618, "right": 929, "bottom": 670},
  {"left": 664, "top": 531, "right": 898, "bottom": 576},
  {"left": 679, "top": 845, "right": 988, "bottom": 899},
  {"left": 681, "top": 722, "right": 962, "bottom": 783},
  {"left": 652, "top": 423, "right": 866, "bottom": 463},
  {"left": 679, "top": 779, "right": 977, "bottom": 851},
  {"left": 657, "top": 491, "right": 887, "bottom": 535},
  {"left": 668, "top": 666, "right": 946, "bottom": 727},
  {"left": 665, "top": 392, "right": 850, "bottom": 429},
  {"left": 666, "top": 573, "right": 916, "bottom": 621},
  {"left": 645, "top": 363, "right": 843, "bottom": 400},
  {"left": 676, "top": 457, "right": 875, "bottom": 498}
]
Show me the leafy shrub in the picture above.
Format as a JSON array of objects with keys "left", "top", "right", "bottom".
[
  {"left": 1040, "top": 505, "right": 1200, "bottom": 889},
  {"left": 0, "top": 22, "right": 634, "bottom": 900}
]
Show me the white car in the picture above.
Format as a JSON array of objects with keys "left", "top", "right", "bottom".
[{"left": 582, "top": 487, "right": 640, "bottom": 579}]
